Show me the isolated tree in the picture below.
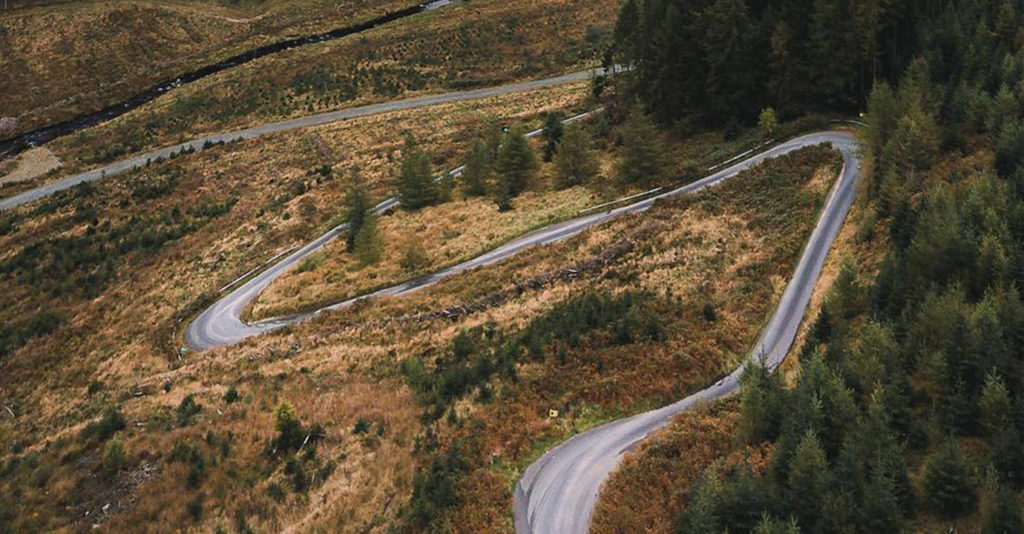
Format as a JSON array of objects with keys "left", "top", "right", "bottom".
[
  {"left": 344, "top": 171, "right": 372, "bottom": 252},
  {"left": 759, "top": 107, "right": 779, "bottom": 137},
  {"left": 460, "top": 139, "right": 492, "bottom": 197},
  {"left": 923, "top": 439, "right": 978, "bottom": 518},
  {"left": 553, "top": 124, "right": 598, "bottom": 188},
  {"left": 542, "top": 112, "right": 565, "bottom": 162},
  {"left": 493, "top": 127, "right": 539, "bottom": 209},
  {"left": 398, "top": 132, "right": 438, "bottom": 210},
  {"left": 354, "top": 210, "right": 383, "bottom": 266},
  {"left": 616, "top": 103, "right": 669, "bottom": 187},
  {"left": 274, "top": 401, "right": 304, "bottom": 451}
]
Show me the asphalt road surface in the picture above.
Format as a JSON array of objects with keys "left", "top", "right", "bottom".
[
  {"left": 513, "top": 131, "right": 861, "bottom": 534},
  {"left": 177, "top": 123, "right": 859, "bottom": 534},
  {"left": 186, "top": 130, "right": 858, "bottom": 363},
  {"left": 0, "top": 68, "right": 608, "bottom": 213},
  {"left": 183, "top": 111, "right": 598, "bottom": 350}
]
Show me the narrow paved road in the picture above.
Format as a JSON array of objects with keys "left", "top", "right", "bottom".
[
  {"left": 187, "top": 130, "right": 858, "bottom": 367},
  {"left": 513, "top": 131, "right": 861, "bottom": 534},
  {"left": 0, "top": 68, "right": 607, "bottom": 213},
  {"left": 184, "top": 111, "right": 598, "bottom": 350}
]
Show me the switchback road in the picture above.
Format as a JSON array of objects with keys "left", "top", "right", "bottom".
[{"left": 513, "top": 131, "right": 861, "bottom": 534}]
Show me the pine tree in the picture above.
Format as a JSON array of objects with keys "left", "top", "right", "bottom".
[
  {"left": 274, "top": 401, "right": 303, "bottom": 451},
  {"left": 542, "top": 112, "right": 565, "bottom": 162},
  {"left": 553, "top": 124, "right": 598, "bottom": 189},
  {"left": 460, "top": 139, "right": 492, "bottom": 197},
  {"left": 617, "top": 103, "right": 670, "bottom": 187},
  {"left": 739, "top": 361, "right": 785, "bottom": 444},
  {"left": 991, "top": 425, "right": 1024, "bottom": 490},
  {"left": 678, "top": 469, "right": 722, "bottom": 534},
  {"left": 983, "top": 485, "right": 1024, "bottom": 534},
  {"left": 753, "top": 514, "right": 801, "bottom": 534},
  {"left": 398, "top": 132, "right": 438, "bottom": 210},
  {"left": 344, "top": 170, "right": 372, "bottom": 252},
  {"left": 698, "top": 0, "right": 765, "bottom": 122},
  {"left": 979, "top": 371, "right": 1012, "bottom": 436},
  {"left": 493, "top": 127, "right": 539, "bottom": 209},
  {"left": 786, "top": 430, "right": 830, "bottom": 531},
  {"left": 866, "top": 81, "right": 899, "bottom": 161},
  {"left": 354, "top": 210, "right": 382, "bottom": 266},
  {"left": 923, "top": 439, "right": 978, "bottom": 519},
  {"left": 758, "top": 107, "right": 779, "bottom": 137}
]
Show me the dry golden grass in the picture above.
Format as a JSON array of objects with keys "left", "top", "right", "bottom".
[
  {"left": 0, "top": 81, "right": 594, "bottom": 532},
  {"left": 591, "top": 143, "right": 896, "bottom": 534},
  {"left": 45, "top": 0, "right": 620, "bottom": 168},
  {"left": 0, "top": 65, "right": 841, "bottom": 533},
  {"left": 259, "top": 146, "right": 841, "bottom": 533},
  {"left": 0, "top": 0, "right": 414, "bottom": 137},
  {"left": 251, "top": 184, "right": 601, "bottom": 320}
]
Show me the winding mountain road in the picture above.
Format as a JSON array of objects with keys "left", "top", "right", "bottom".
[
  {"left": 0, "top": 68, "right": 607, "bottom": 213},
  {"left": 184, "top": 110, "right": 599, "bottom": 350},
  {"left": 514, "top": 131, "right": 861, "bottom": 534},
  {"left": 189, "top": 128, "right": 860, "bottom": 532},
  {"left": 186, "top": 129, "right": 859, "bottom": 368}
]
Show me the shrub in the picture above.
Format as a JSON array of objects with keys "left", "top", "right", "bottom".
[
  {"left": 407, "top": 445, "right": 468, "bottom": 529},
  {"left": 103, "top": 435, "right": 125, "bottom": 477},
  {"left": 758, "top": 107, "right": 778, "bottom": 137},
  {"left": 187, "top": 496, "right": 202, "bottom": 521},
  {"left": 82, "top": 407, "right": 126, "bottom": 442},
  {"left": 176, "top": 394, "right": 202, "bottom": 427},
  {"left": 223, "top": 386, "right": 239, "bottom": 404},
  {"left": 353, "top": 419, "right": 371, "bottom": 435},
  {"left": 399, "top": 239, "right": 429, "bottom": 272}
]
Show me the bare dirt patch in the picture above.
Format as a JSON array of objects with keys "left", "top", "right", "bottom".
[{"left": 0, "top": 147, "right": 62, "bottom": 186}]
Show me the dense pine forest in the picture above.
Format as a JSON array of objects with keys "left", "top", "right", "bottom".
[{"left": 611, "top": 0, "right": 1024, "bottom": 532}]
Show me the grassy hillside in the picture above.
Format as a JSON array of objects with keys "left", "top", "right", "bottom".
[
  {"left": 0, "top": 61, "right": 842, "bottom": 530},
  {"left": 0, "top": 81, "right": 602, "bottom": 533},
  {"left": 0, "top": 0, "right": 420, "bottom": 140},
  {"left": 43, "top": 0, "right": 619, "bottom": 171}
]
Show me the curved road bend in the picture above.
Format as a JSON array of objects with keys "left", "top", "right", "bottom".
[
  {"left": 513, "top": 131, "right": 861, "bottom": 534},
  {"left": 183, "top": 111, "right": 599, "bottom": 350},
  {"left": 186, "top": 131, "right": 858, "bottom": 360},
  {"left": 0, "top": 68, "right": 608, "bottom": 213}
]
